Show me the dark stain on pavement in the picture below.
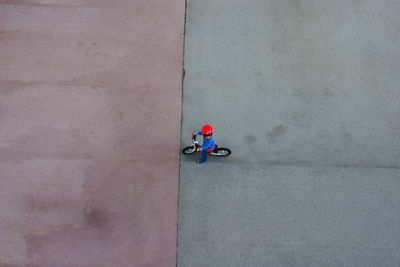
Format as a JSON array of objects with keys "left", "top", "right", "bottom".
[
  {"left": 266, "top": 125, "right": 287, "bottom": 140},
  {"left": 245, "top": 134, "right": 257, "bottom": 143},
  {"left": 84, "top": 208, "right": 107, "bottom": 229}
]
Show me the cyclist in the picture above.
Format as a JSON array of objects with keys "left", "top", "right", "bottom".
[{"left": 192, "top": 125, "right": 216, "bottom": 164}]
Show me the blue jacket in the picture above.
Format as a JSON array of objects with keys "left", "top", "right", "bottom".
[{"left": 196, "top": 131, "right": 216, "bottom": 152}]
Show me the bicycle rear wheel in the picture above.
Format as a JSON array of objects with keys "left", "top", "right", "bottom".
[
  {"left": 212, "top": 147, "right": 231, "bottom": 157},
  {"left": 182, "top": 145, "right": 196, "bottom": 154}
]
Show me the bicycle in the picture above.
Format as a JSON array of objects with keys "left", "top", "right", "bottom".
[{"left": 181, "top": 134, "right": 231, "bottom": 157}]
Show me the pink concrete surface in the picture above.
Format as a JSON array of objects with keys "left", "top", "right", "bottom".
[{"left": 0, "top": 1, "right": 185, "bottom": 266}]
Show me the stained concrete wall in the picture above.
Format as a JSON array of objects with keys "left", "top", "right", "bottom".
[
  {"left": 0, "top": 1, "right": 184, "bottom": 266},
  {"left": 179, "top": 1, "right": 400, "bottom": 266}
]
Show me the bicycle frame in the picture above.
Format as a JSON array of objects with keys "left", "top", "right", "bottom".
[
  {"left": 190, "top": 135, "right": 222, "bottom": 156},
  {"left": 182, "top": 134, "right": 231, "bottom": 157},
  {"left": 192, "top": 135, "right": 201, "bottom": 151}
]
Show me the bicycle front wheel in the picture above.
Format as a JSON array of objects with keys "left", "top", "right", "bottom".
[
  {"left": 182, "top": 146, "right": 196, "bottom": 155},
  {"left": 212, "top": 147, "right": 231, "bottom": 157}
]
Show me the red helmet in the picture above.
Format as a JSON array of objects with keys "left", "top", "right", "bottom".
[{"left": 202, "top": 125, "right": 213, "bottom": 135}]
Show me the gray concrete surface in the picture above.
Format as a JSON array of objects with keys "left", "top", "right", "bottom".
[
  {"left": 181, "top": 0, "right": 400, "bottom": 167},
  {"left": 179, "top": 0, "right": 400, "bottom": 266},
  {"left": 179, "top": 163, "right": 400, "bottom": 266},
  {"left": 0, "top": 1, "right": 185, "bottom": 266}
]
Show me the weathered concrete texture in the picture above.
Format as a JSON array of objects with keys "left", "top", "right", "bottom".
[
  {"left": 179, "top": 0, "right": 400, "bottom": 266},
  {"left": 182, "top": 0, "right": 400, "bottom": 168},
  {"left": 0, "top": 1, "right": 185, "bottom": 266},
  {"left": 179, "top": 162, "right": 400, "bottom": 266}
]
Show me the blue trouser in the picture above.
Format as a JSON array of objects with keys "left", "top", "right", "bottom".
[{"left": 199, "top": 150, "right": 208, "bottom": 162}]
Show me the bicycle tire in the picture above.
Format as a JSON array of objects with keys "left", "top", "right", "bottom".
[
  {"left": 212, "top": 147, "right": 231, "bottom": 157},
  {"left": 182, "top": 145, "right": 196, "bottom": 154}
]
